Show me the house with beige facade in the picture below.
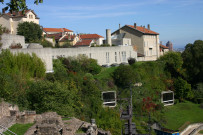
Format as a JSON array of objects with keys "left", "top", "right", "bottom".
[
  {"left": 112, "top": 23, "right": 160, "bottom": 61},
  {"left": 0, "top": 10, "right": 39, "bottom": 34},
  {"left": 80, "top": 34, "right": 104, "bottom": 45},
  {"left": 160, "top": 42, "right": 169, "bottom": 56}
]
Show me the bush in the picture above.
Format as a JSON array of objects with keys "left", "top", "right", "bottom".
[
  {"left": 17, "top": 22, "right": 42, "bottom": 43},
  {"left": 113, "top": 65, "right": 136, "bottom": 88},
  {"left": 128, "top": 57, "right": 136, "bottom": 65},
  {"left": 40, "top": 39, "right": 53, "bottom": 48}
]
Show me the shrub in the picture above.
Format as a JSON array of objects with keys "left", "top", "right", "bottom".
[
  {"left": 113, "top": 65, "right": 136, "bottom": 88},
  {"left": 17, "top": 22, "right": 42, "bottom": 43},
  {"left": 128, "top": 57, "right": 136, "bottom": 65},
  {"left": 40, "top": 39, "right": 53, "bottom": 48}
]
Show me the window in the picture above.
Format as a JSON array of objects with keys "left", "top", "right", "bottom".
[
  {"left": 149, "top": 48, "right": 152, "bottom": 56},
  {"left": 106, "top": 52, "right": 110, "bottom": 63},
  {"left": 115, "top": 52, "right": 117, "bottom": 62},
  {"left": 122, "top": 51, "right": 126, "bottom": 62},
  {"left": 119, "top": 52, "right": 121, "bottom": 62}
]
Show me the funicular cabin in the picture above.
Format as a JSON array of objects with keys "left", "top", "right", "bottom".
[{"left": 102, "top": 91, "right": 117, "bottom": 107}]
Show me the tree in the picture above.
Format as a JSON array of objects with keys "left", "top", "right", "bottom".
[
  {"left": 174, "top": 77, "right": 193, "bottom": 101},
  {"left": 158, "top": 51, "right": 184, "bottom": 78},
  {"left": 182, "top": 40, "right": 203, "bottom": 84},
  {"left": 17, "top": 21, "right": 42, "bottom": 43},
  {"left": 113, "top": 65, "right": 136, "bottom": 88},
  {"left": 0, "top": 0, "right": 43, "bottom": 12}
]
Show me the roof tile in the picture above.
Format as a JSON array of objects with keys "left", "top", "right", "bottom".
[
  {"left": 127, "top": 25, "right": 159, "bottom": 35},
  {"left": 80, "top": 34, "right": 104, "bottom": 39}
]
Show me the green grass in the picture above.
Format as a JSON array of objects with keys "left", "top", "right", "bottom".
[
  {"left": 199, "top": 130, "right": 203, "bottom": 134},
  {"left": 4, "top": 123, "right": 34, "bottom": 135},
  {"left": 94, "top": 67, "right": 117, "bottom": 80},
  {"left": 164, "top": 101, "right": 203, "bottom": 130}
]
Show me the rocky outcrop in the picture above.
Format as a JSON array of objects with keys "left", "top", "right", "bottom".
[{"left": 25, "top": 112, "right": 68, "bottom": 135}]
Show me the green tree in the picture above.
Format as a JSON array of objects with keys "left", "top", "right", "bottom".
[
  {"left": 17, "top": 22, "right": 42, "bottom": 43},
  {"left": 182, "top": 40, "right": 203, "bottom": 84},
  {"left": 174, "top": 77, "right": 193, "bottom": 101},
  {"left": 0, "top": 0, "right": 43, "bottom": 12},
  {"left": 40, "top": 38, "right": 53, "bottom": 48},
  {"left": 113, "top": 65, "right": 136, "bottom": 88},
  {"left": 27, "top": 80, "right": 80, "bottom": 116},
  {"left": 158, "top": 51, "right": 184, "bottom": 78}
]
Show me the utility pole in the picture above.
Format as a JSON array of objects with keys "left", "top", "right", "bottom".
[{"left": 128, "top": 84, "right": 133, "bottom": 135}]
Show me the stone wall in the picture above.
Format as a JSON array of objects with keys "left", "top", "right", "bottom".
[
  {"left": 0, "top": 34, "right": 26, "bottom": 49},
  {"left": 10, "top": 45, "right": 137, "bottom": 72},
  {"left": 0, "top": 100, "right": 10, "bottom": 119}
]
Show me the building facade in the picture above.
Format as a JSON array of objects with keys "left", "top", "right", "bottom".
[
  {"left": 9, "top": 45, "right": 137, "bottom": 72},
  {"left": 112, "top": 23, "right": 160, "bottom": 61},
  {"left": 0, "top": 10, "right": 39, "bottom": 34}
]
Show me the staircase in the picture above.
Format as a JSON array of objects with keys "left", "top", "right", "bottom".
[{"left": 0, "top": 116, "right": 16, "bottom": 134}]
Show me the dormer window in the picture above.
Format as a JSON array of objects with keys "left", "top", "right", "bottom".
[{"left": 29, "top": 15, "right": 33, "bottom": 19}]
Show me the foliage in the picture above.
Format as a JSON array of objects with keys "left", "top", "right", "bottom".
[
  {"left": 61, "top": 55, "right": 101, "bottom": 75},
  {"left": 158, "top": 51, "right": 184, "bottom": 78},
  {"left": 0, "top": 24, "right": 10, "bottom": 34},
  {"left": 174, "top": 77, "right": 193, "bottom": 101},
  {"left": 164, "top": 101, "right": 203, "bottom": 130},
  {"left": 4, "top": 123, "right": 34, "bottom": 135},
  {"left": 193, "top": 82, "right": 203, "bottom": 99},
  {"left": 17, "top": 22, "right": 42, "bottom": 43},
  {"left": 182, "top": 40, "right": 203, "bottom": 84},
  {"left": 0, "top": 50, "right": 45, "bottom": 105},
  {"left": 113, "top": 65, "right": 136, "bottom": 88},
  {"left": 128, "top": 57, "right": 136, "bottom": 65},
  {"left": 9, "top": 43, "right": 22, "bottom": 49},
  {"left": 27, "top": 80, "right": 80, "bottom": 116},
  {"left": 40, "top": 39, "right": 53, "bottom": 48},
  {"left": 56, "top": 40, "right": 72, "bottom": 48},
  {"left": 0, "top": 0, "right": 43, "bottom": 12}
]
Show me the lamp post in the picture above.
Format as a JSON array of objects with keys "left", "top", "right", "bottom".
[{"left": 128, "top": 82, "right": 142, "bottom": 135}]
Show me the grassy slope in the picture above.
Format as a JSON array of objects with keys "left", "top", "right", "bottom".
[
  {"left": 94, "top": 67, "right": 117, "bottom": 80},
  {"left": 164, "top": 101, "right": 203, "bottom": 130},
  {"left": 5, "top": 123, "right": 34, "bottom": 135}
]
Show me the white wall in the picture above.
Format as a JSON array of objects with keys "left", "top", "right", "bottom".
[
  {"left": 0, "top": 34, "right": 26, "bottom": 49},
  {"left": 7, "top": 46, "right": 137, "bottom": 72}
]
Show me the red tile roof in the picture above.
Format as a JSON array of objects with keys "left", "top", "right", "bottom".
[
  {"left": 43, "top": 28, "right": 73, "bottom": 33},
  {"left": 80, "top": 34, "right": 104, "bottom": 39},
  {"left": 63, "top": 28, "right": 73, "bottom": 32},
  {"left": 160, "top": 44, "right": 169, "bottom": 49},
  {"left": 5, "top": 10, "right": 39, "bottom": 19},
  {"left": 60, "top": 35, "right": 76, "bottom": 41},
  {"left": 46, "top": 33, "right": 63, "bottom": 40},
  {"left": 127, "top": 25, "right": 159, "bottom": 35},
  {"left": 75, "top": 40, "right": 93, "bottom": 46}
]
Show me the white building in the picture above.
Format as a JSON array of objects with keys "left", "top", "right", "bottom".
[
  {"left": 80, "top": 34, "right": 104, "bottom": 45},
  {"left": 0, "top": 10, "right": 39, "bottom": 34},
  {"left": 112, "top": 23, "right": 160, "bottom": 61}
]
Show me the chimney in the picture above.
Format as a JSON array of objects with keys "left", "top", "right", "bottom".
[
  {"left": 134, "top": 23, "right": 137, "bottom": 29},
  {"left": 148, "top": 24, "right": 150, "bottom": 30},
  {"left": 2, "top": 8, "right": 5, "bottom": 14},
  {"left": 119, "top": 24, "right": 121, "bottom": 34},
  {"left": 106, "top": 29, "right": 112, "bottom": 46},
  {"left": 160, "top": 41, "right": 162, "bottom": 45}
]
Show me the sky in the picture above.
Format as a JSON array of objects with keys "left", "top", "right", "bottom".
[{"left": 1, "top": 0, "right": 203, "bottom": 48}]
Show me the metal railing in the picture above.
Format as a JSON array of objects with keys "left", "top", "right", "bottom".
[{"left": 0, "top": 125, "right": 17, "bottom": 135}]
